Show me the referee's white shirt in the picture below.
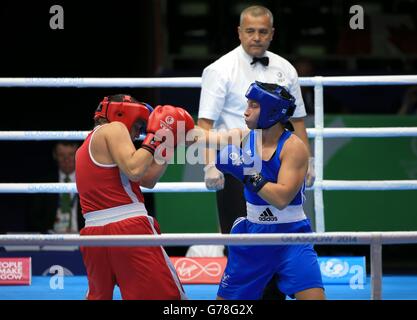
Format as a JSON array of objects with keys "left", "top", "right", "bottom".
[{"left": 198, "top": 45, "right": 307, "bottom": 130}]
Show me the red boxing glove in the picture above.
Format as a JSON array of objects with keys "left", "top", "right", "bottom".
[
  {"left": 177, "top": 107, "right": 194, "bottom": 131},
  {"left": 175, "top": 107, "right": 195, "bottom": 145},
  {"left": 140, "top": 105, "right": 183, "bottom": 155}
]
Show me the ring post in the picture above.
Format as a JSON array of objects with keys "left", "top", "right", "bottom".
[
  {"left": 370, "top": 233, "right": 383, "bottom": 300},
  {"left": 313, "top": 76, "right": 325, "bottom": 232}
]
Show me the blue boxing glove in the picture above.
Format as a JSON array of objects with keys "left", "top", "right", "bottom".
[{"left": 215, "top": 144, "right": 268, "bottom": 193}]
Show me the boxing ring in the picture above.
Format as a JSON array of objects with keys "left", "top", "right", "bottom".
[{"left": 1, "top": 75, "right": 417, "bottom": 300}]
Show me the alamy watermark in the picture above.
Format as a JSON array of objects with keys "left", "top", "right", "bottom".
[
  {"left": 50, "top": 5, "right": 64, "bottom": 30},
  {"left": 48, "top": 265, "right": 65, "bottom": 289},
  {"left": 349, "top": 5, "right": 364, "bottom": 30},
  {"left": 150, "top": 125, "right": 263, "bottom": 175}
]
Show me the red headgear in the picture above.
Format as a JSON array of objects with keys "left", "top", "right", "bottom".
[{"left": 94, "top": 95, "right": 153, "bottom": 138}]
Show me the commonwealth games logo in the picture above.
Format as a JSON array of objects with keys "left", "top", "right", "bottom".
[{"left": 320, "top": 258, "right": 349, "bottom": 278}]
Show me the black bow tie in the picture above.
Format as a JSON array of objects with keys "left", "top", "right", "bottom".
[{"left": 251, "top": 56, "right": 269, "bottom": 66}]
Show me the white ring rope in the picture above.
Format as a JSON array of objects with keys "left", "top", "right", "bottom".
[
  {"left": 0, "top": 182, "right": 213, "bottom": 193},
  {"left": 0, "top": 77, "right": 202, "bottom": 88},
  {"left": 309, "top": 127, "right": 417, "bottom": 138},
  {"left": 319, "top": 180, "right": 417, "bottom": 190},
  {"left": 2, "top": 74, "right": 417, "bottom": 232},
  {"left": 1, "top": 128, "right": 417, "bottom": 141},
  {"left": 0, "top": 131, "right": 88, "bottom": 140},
  {"left": 1, "top": 231, "right": 415, "bottom": 301},
  {"left": 1, "top": 232, "right": 417, "bottom": 246},
  {"left": 1, "top": 75, "right": 417, "bottom": 87},
  {"left": 1, "top": 75, "right": 416, "bottom": 300},
  {"left": 1, "top": 180, "right": 416, "bottom": 194},
  {"left": 2, "top": 230, "right": 414, "bottom": 300}
]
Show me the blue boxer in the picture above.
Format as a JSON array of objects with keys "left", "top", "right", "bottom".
[{"left": 217, "top": 217, "right": 323, "bottom": 300}]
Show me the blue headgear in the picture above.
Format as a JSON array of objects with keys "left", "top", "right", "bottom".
[{"left": 245, "top": 81, "right": 296, "bottom": 129}]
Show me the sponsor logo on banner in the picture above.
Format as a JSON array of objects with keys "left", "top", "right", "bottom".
[
  {"left": 0, "top": 257, "right": 32, "bottom": 285},
  {"left": 170, "top": 256, "right": 365, "bottom": 286},
  {"left": 170, "top": 257, "right": 227, "bottom": 284},
  {"left": 320, "top": 258, "right": 350, "bottom": 278}
]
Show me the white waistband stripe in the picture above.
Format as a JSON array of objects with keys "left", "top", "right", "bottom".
[
  {"left": 83, "top": 202, "right": 148, "bottom": 227},
  {"left": 246, "top": 202, "right": 306, "bottom": 224}
]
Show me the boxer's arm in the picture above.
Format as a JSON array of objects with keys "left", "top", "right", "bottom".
[
  {"left": 291, "top": 118, "right": 315, "bottom": 186},
  {"left": 197, "top": 119, "right": 217, "bottom": 166},
  {"left": 290, "top": 118, "right": 310, "bottom": 157},
  {"left": 257, "top": 136, "right": 308, "bottom": 210},
  {"left": 103, "top": 122, "right": 154, "bottom": 181},
  {"left": 193, "top": 120, "right": 248, "bottom": 150},
  {"left": 139, "top": 160, "right": 168, "bottom": 189}
]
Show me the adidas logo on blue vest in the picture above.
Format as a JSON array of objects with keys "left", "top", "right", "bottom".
[{"left": 259, "top": 208, "right": 278, "bottom": 222}]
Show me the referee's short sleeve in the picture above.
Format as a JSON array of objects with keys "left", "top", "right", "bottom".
[
  {"left": 289, "top": 66, "right": 307, "bottom": 118},
  {"left": 198, "top": 67, "right": 227, "bottom": 121}
]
